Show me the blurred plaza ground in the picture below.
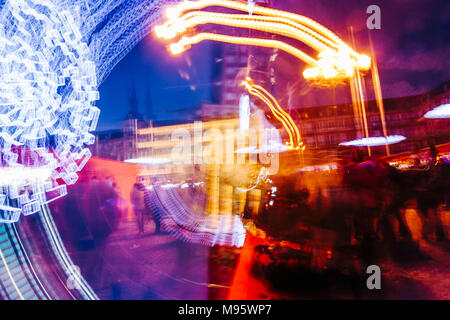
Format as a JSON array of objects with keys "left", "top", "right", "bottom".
[{"left": 73, "top": 205, "right": 449, "bottom": 300}]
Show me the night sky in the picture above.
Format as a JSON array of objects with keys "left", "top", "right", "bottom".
[
  {"left": 96, "top": 38, "right": 215, "bottom": 131},
  {"left": 96, "top": 0, "right": 450, "bottom": 131}
]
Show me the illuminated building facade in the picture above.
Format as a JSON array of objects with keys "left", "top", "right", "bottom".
[{"left": 295, "top": 80, "right": 450, "bottom": 156}]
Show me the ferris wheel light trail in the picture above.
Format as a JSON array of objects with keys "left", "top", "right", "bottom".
[
  {"left": 339, "top": 135, "right": 406, "bottom": 147},
  {"left": 156, "top": 0, "right": 371, "bottom": 85}
]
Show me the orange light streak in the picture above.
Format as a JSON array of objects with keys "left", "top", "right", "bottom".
[
  {"left": 164, "top": 0, "right": 354, "bottom": 53},
  {"left": 169, "top": 32, "right": 318, "bottom": 67},
  {"left": 243, "top": 78, "right": 302, "bottom": 149},
  {"left": 369, "top": 35, "right": 390, "bottom": 155},
  {"left": 354, "top": 70, "right": 371, "bottom": 157},
  {"left": 159, "top": 11, "right": 336, "bottom": 52},
  {"left": 156, "top": 0, "right": 371, "bottom": 85}
]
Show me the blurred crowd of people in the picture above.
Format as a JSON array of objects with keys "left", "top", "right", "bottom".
[
  {"left": 257, "top": 145, "right": 449, "bottom": 264},
  {"left": 50, "top": 174, "right": 123, "bottom": 289},
  {"left": 46, "top": 144, "right": 449, "bottom": 291},
  {"left": 342, "top": 146, "right": 448, "bottom": 245}
]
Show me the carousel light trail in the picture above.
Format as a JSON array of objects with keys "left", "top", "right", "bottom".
[
  {"left": 156, "top": 11, "right": 332, "bottom": 52},
  {"left": 158, "top": 10, "right": 339, "bottom": 48},
  {"left": 163, "top": 0, "right": 359, "bottom": 52},
  {"left": 155, "top": 0, "right": 371, "bottom": 86},
  {"left": 169, "top": 32, "right": 317, "bottom": 66}
]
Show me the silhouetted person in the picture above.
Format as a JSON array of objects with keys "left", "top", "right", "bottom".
[
  {"left": 131, "top": 177, "right": 146, "bottom": 235},
  {"left": 83, "top": 176, "right": 120, "bottom": 289},
  {"left": 416, "top": 146, "right": 445, "bottom": 241},
  {"left": 344, "top": 148, "right": 386, "bottom": 263},
  {"left": 144, "top": 178, "right": 161, "bottom": 234}
]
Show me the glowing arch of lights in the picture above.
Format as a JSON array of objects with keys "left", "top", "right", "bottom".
[
  {"left": 155, "top": 0, "right": 373, "bottom": 150},
  {"left": 155, "top": 0, "right": 372, "bottom": 86}
]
